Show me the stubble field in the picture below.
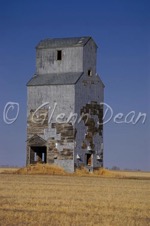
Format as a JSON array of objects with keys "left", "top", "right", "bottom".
[{"left": 0, "top": 169, "right": 150, "bottom": 226}]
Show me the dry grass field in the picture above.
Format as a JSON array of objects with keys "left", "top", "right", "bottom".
[
  {"left": 0, "top": 168, "right": 18, "bottom": 174},
  {"left": 0, "top": 167, "right": 150, "bottom": 226}
]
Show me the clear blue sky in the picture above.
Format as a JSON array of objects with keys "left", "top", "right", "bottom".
[{"left": 0, "top": 0, "right": 149, "bottom": 170}]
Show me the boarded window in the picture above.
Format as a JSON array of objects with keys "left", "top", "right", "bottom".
[{"left": 57, "top": 50, "right": 62, "bottom": 60}]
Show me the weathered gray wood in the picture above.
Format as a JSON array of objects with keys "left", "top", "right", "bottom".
[{"left": 26, "top": 36, "right": 104, "bottom": 172}]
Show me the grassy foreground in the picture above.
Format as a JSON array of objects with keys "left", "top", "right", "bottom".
[
  {"left": 0, "top": 166, "right": 149, "bottom": 226},
  {"left": 1, "top": 164, "right": 150, "bottom": 179}
]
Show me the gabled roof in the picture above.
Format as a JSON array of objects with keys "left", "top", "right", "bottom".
[
  {"left": 27, "top": 134, "right": 46, "bottom": 146},
  {"left": 27, "top": 72, "right": 83, "bottom": 86},
  {"left": 36, "top": 36, "right": 91, "bottom": 49}
]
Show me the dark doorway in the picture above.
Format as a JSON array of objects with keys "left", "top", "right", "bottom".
[
  {"left": 86, "top": 154, "right": 92, "bottom": 166},
  {"left": 31, "top": 146, "right": 47, "bottom": 163}
]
